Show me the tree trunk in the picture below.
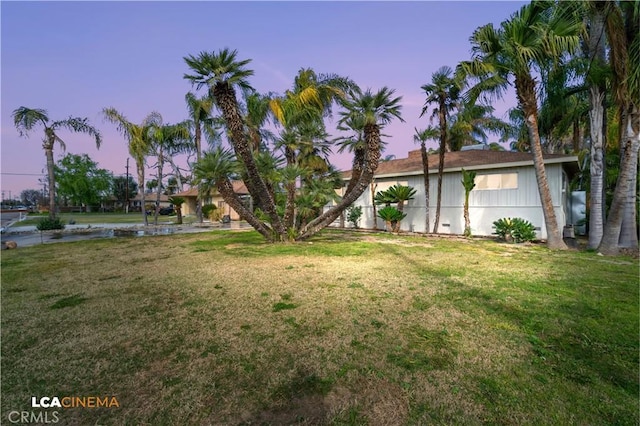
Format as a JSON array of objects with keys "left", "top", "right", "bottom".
[
  {"left": 516, "top": 73, "right": 567, "bottom": 250},
  {"left": 176, "top": 206, "right": 183, "bottom": 224},
  {"left": 618, "top": 110, "right": 639, "bottom": 248},
  {"left": 599, "top": 108, "right": 639, "bottom": 254},
  {"left": 588, "top": 87, "right": 606, "bottom": 248},
  {"left": 433, "top": 100, "right": 447, "bottom": 233},
  {"left": 371, "top": 183, "right": 378, "bottom": 230},
  {"left": 421, "top": 141, "right": 430, "bottom": 233},
  {"left": 283, "top": 146, "right": 297, "bottom": 230},
  {"left": 298, "top": 123, "right": 381, "bottom": 240},
  {"left": 392, "top": 200, "right": 405, "bottom": 232},
  {"left": 154, "top": 147, "right": 164, "bottom": 226},
  {"left": 214, "top": 83, "right": 285, "bottom": 240},
  {"left": 463, "top": 192, "right": 471, "bottom": 237},
  {"left": 44, "top": 143, "right": 56, "bottom": 221},
  {"left": 137, "top": 163, "right": 147, "bottom": 226},
  {"left": 216, "top": 178, "right": 273, "bottom": 241}
]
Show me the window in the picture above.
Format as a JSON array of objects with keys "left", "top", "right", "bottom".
[{"left": 474, "top": 173, "right": 518, "bottom": 190}]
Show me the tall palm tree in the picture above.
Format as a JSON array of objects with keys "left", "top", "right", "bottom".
[
  {"left": 103, "top": 108, "right": 161, "bottom": 226},
  {"left": 598, "top": 0, "right": 639, "bottom": 254},
  {"left": 184, "top": 48, "right": 286, "bottom": 239},
  {"left": 459, "top": 1, "right": 582, "bottom": 249},
  {"left": 413, "top": 127, "right": 439, "bottom": 233},
  {"left": 461, "top": 169, "right": 477, "bottom": 237},
  {"left": 421, "top": 66, "right": 461, "bottom": 233},
  {"left": 185, "top": 92, "right": 219, "bottom": 223},
  {"left": 149, "top": 121, "right": 190, "bottom": 225},
  {"left": 297, "top": 87, "right": 404, "bottom": 240},
  {"left": 12, "top": 107, "right": 102, "bottom": 220}
]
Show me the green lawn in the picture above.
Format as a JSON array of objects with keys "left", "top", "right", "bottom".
[
  {"left": 1, "top": 230, "right": 638, "bottom": 425},
  {"left": 17, "top": 212, "right": 177, "bottom": 226}
]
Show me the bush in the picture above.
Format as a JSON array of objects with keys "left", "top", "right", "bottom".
[
  {"left": 36, "top": 217, "right": 66, "bottom": 231},
  {"left": 346, "top": 206, "right": 363, "bottom": 228},
  {"left": 202, "top": 204, "right": 217, "bottom": 218},
  {"left": 492, "top": 217, "right": 536, "bottom": 243},
  {"left": 209, "top": 209, "right": 223, "bottom": 222}
]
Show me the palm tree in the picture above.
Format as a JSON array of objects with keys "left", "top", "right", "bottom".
[
  {"left": 12, "top": 107, "right": 102, "bottom": 220},
  {"left": 168, "top": 196, "right": 185, "bottom": 224},
  {"left": 103, "top": 108, "right": 161, "bottom": 226},
  {"left": 461, "top": 169, "right": 477, "bottom": 237},
  {"left": 449, "top": 102, "right": 508, "bottom": 151},
  {"left": 149, "top": 121, "right": 190, "bottom": 225},
  {"left": 380, "top": 184, "right": 416, "bottom": 232},
  {"left": 598, "top": 1, "right": 639, "bottom": 254},
  {"left": 414, "top": 127, "right": 439, "bottom": 233},
  {"left": 297, "top": 87, "right": 404, "bottom": 240},
  {"left": 185, "top": 92, "right": 220, "bottom": 223},
  {"left": 421, "top": 66, "right": 461, "bottom": 233},
  {"left": 184, "top": 48, "right": 286, "bottom": 239},
  {"left": 459, "top": 1, "right": 582, "bottom": 249}
]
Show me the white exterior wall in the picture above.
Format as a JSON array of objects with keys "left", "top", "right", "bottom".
[{"left": 343, "top": 164, "right": 568, "bottom": 240}]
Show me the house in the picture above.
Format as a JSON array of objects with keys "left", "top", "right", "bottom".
[
  {"left": 175, "top": 181, "right": 251, "bottom": 221},
  {"left": 338, "top": 147, "right": 585, "bottom": 240},
  {"left": 129, "top": 192, "right": 172, "bottom": 212}
]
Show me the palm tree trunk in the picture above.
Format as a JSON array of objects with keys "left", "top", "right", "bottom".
[
  {"left": 283, "top": 146, "right": 296, "bottom": 230},
  {"left": 599, "top": 108, "right": 639, "bottom": 254},
  {"left": 137, "top": 163, "right": 147, "bottom": 226},
  {"left": 216, "top": 178, "right": 273, "bottom": 241},
  {"left": 214, "top": 82, "right": 285, "bottom": 239},
  {"left": 154, "top": 147, "right": 164, "bottom": 226},
  {"left": 421, "top": 141, "right": 430, "bottom": 233},
  {"left": 298, "top": 123, "right": 381, "bottom": 240},
  {"left": 618, "top": 110, "right": 639, "bottom": 248},
  {"left": 588, "top": 87, "right": 606, "bottom": 249},
  {"left": 434, "top": 101, "right": 447, "bottom": 233},
  {"left": 371, "top": 183, "right": 378, "bottom": 230},
  {"left": 464, "top": 192, "right": 471, "bottom": 236},
  {"left": 393, "top": 200, "right": 405, "bottom": 232},
  {"left": 516, "top": 74, "right": 567, "bottom": 250},
  {"left": 345, "top": 146, "right": 365, "bottom": 195},
  {"left": 195, "top": 122, "right": 204, "bottom": 224},
  {"left": 44, "top": 144, "right": 56, "bottom": 220}
]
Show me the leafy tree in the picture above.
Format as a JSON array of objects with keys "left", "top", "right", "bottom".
[
  {"left": 346, "top": 206, "right": 362, "bottom": 229},
  {"left": 461, "top": 169, "right": 477, "bottom": 237},
  {"left": 459, "top": 1, "right": 582, "bottom": 249},
  {"left": 20, "top": 189, "right": 44, "bottom": 207},
  {"left": 112, "top": 176, "right": 138, "bottom": 209},
  {"left": 12, "top": 107, "right": 102, "bottom": 219},
  {"left": 54, "top": 153, "right": 112, "bottom": 208}
]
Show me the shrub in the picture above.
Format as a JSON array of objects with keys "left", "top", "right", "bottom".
[
  {"left": 209, "top": 209, "right": 223, "bottom": 222},
  {"left": 377, "top": 206, "right": 406, "bottom": 232},
  {"left": 36, "top": 217, "right": 65, "bottom": 231},
  {"left": 202, "top": 204, "right": 217, "bottom": 218},
  {"left": 492, "top": 217, "right": 536, "bottom": 243},
  {"left": 346, "top": 206, "right": 363, "bottom": 228}
]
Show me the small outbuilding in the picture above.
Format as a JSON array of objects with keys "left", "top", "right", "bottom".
[{"left": 339, "top": 147, "right": 584, "bottom": 240}]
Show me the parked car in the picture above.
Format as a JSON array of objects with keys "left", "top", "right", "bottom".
[{"left": 159, "top": 206, "right": 175, "bottom": 215}]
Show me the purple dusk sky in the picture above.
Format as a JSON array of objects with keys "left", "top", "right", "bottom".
[{"left": 1, "top": 1, "right": 526, "bottom": 199}]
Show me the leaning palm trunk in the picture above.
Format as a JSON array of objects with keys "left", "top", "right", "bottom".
[
  {"left": 588, "top": 87, "right": 606, "bottom": 248},
  {"left": 421, "top": 141, "right": 430, "bottom": 233},
  {"left": 345, "top": 146, "right": 365, "bottom": 196},
  {"left": 599, "top": 109, "right": 640, "bottom": 255},
  {"left": 216, "top": 178, "right": 273, "bottom": 241},
  {"left": 44, "top": 143, "right": 56, "bottom": 220},
  {"left": 516, "top": 74, "right": 567, "bottom": 250},
  {"left": 298, "top": 123, "right": 381, "bottom": 240},
  {"left": 213, "top": 82, "right": 286, "bottom": 239}
]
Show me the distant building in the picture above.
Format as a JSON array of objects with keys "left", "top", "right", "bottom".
[{"left": 175, "top": 181, "right": 251, "bottom": 221}]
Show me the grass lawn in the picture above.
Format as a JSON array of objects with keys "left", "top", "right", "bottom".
[
  {"left": 1, "top": 230, "right": 637, "bottom": 425},
  {"left": 17, "top": 212, "right": 177, "bottom": 226}
]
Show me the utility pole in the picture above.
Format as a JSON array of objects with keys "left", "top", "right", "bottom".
[{"left": 125, "top": 158, "right": 130, "bottom": 214}]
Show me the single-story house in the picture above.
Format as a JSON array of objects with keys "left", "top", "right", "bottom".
[
  {"left": 176, "top": 181, "right": 251, "bottom": 221},
  {"left": 130, "top": 192, "right": 172, "bottom": 212},
  {"left": 337, "top": 146, "right": 585, "bottom": 240}
]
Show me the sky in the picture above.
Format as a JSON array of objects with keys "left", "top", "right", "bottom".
[{"left": 1, "top": 0, "right": 527, "bottom": 200}]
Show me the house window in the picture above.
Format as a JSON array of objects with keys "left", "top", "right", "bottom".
[{"left": 474, "top": 173, "right": 518, "bottom": 190}]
